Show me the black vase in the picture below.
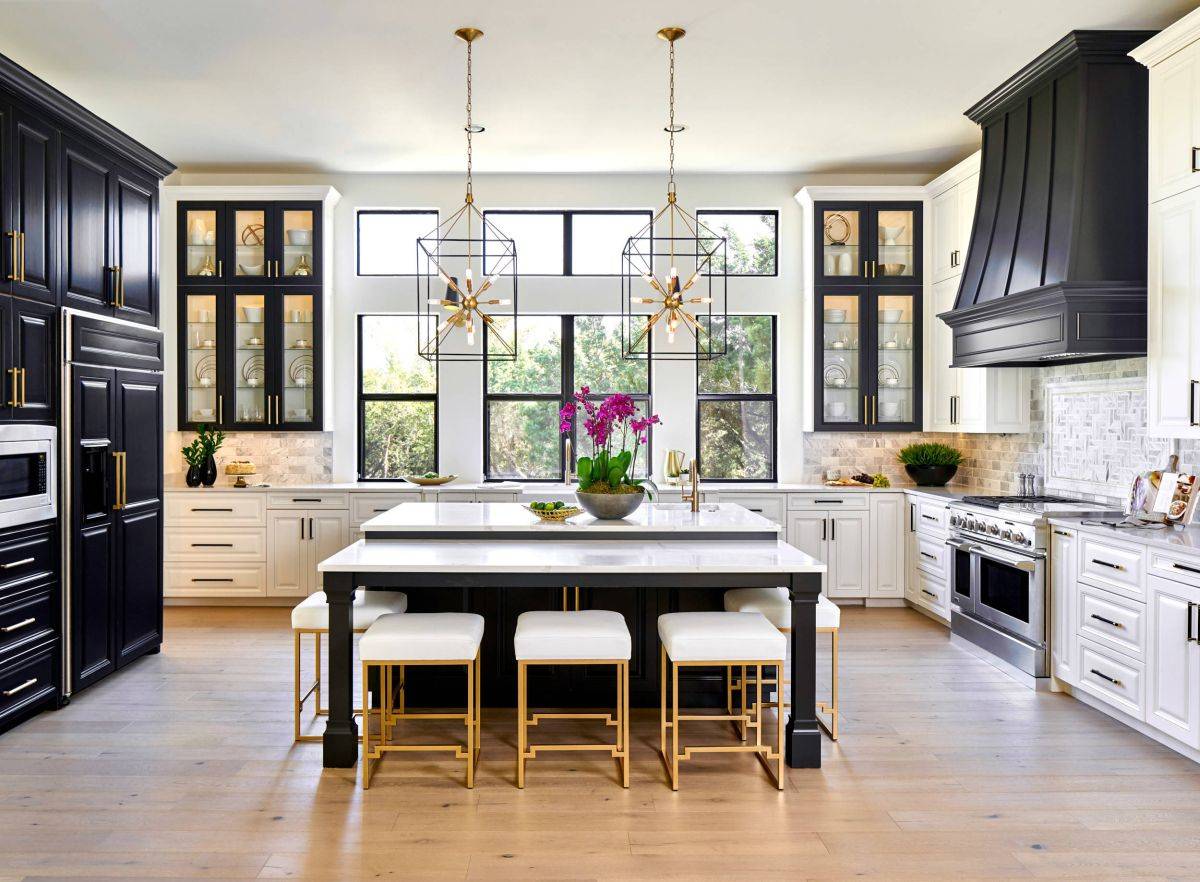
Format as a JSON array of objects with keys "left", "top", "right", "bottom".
[
  {"left": 185, "top": 464, "right": 202, "bottom": 487},
  {"left": 200, "top": 455, "right": 218, "bottom": 487},
  {"left": 905, "top": 464, "right": 958, "bottom": 487}
]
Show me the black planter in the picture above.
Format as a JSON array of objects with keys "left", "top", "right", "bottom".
[
  {"left": 904, "top": 464, "right": 958, "bottom": 487},
  {"left": 200, "top": 455, "right": 218, "bottom": 487},
  {"left": 185, "top": 464, "right": 202, "bottom": 487}
]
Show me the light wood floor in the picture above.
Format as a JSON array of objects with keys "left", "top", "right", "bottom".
[{"left": 2, "top": 607, "right": 1200, "bottom": 880}]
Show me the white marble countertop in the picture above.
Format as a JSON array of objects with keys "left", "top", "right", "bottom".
[
  {"left": 319, "top": 537, "right": 825, "bottom": 574},
  {"left": 164, "top": 480, "right": 521, "bottom": 493},
  {"left": 1049, "top": 516, "right": 1200, "bottom": 555},
  {"left": 360, "top": 502, "right": 781, "bottom": 535}
]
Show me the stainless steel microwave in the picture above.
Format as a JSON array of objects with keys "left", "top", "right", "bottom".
[{"left": 0, "top": 424, "right": 55, "bottom": 529}]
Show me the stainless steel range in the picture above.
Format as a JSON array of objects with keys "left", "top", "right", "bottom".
[{"left": 947, "top": 494, "right": 1123, "bottom": 684}]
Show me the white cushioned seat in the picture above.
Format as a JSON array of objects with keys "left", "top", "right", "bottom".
[
  {"left": 514, "top": 610, "right": 631, "bottom": 661},
  {"left": 360, "top": 612, "right": 484, "bottom": 662},
  {"left": 657, "top": 611, "right": 786, "bottom": 662},
  {"left": 722, "top": 589, "right": 840, "bottom": 630},
  {"left": 290, "top": 589, "right": 407, "bottom": 630}
]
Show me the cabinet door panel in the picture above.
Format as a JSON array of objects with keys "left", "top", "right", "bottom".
[
  {"left": 116, "top": 506, "right": 162, "bottom": 664},
  {"left": 930, "top": 186, "right": 959, "bottom": 282},
  {"left": 1146, "top": 577, "right": 1200, "bottom": 748},
  {"left": 871, "top": 290, "right": 920, "bottom": 429},
  {"left": 786, "top": 511, "right": 828, "bottom": 565},
  {"left": 828, "top": 512, "right": 869, "bottom": 598},
  {"left": 1050, "top": 528, "right": 1077, "bottom": 686},
  {"left": 814, "top": 202, "right": 869, "bottom": 286},
  {"left": 61, "top": 141, "right": 113, "bottom": 314},
  {"left": 1149, "top": 46, "right": 1200, "bottom": 203},
  {"left": 815, "top": 290, "right": 866, "bottom": 430},
  {"left": 869, "top": 494, "right": 904, "bottom": 598},
  {"left": 114, "top": 370, "right": 163, "bottom": 511},
  {"left": 10, "top": 110, "right": 57, "bottom": 305},
  {"left": 1147, "top": 189, "right": 1200, "bottom": 438},
  {"left": 72, "top": 521, "right": 115, "bottom": 690},
  {"left": 927, "top": 277, "right": 960, "bottom": 431},
  {"left": 178, "top": 203, "right": 226, "bottom": 284},
  {"left": 266, "top": 511, "right": 307, "bottom": 597},
  {"left": 113, "top": 172, "right": 156, "bottom": 325},
  {"left": 275, "top": 202, "right": 321, "bottom": 284},
  {"left": 868, "top": 202, "right": 922, "bottom": 286},
  {"left": 12, "top": 298, "right": 55, "bottom": 422},
  {"left": 307, "top": 510, "right": 348, "bottom": 591}
]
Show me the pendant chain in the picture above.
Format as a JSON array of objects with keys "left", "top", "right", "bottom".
[
  {"left": 667, "top": 39, "right": 676, "bottom": 198},
  {"left": 465, "top": 38, "right": 474, "bottom": 199}
]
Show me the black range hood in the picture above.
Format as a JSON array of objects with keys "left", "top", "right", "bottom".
[{"left": 939, "top": 31, "right": 1155, "bottom": 367}]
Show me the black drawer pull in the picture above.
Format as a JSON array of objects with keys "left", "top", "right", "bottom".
[
  {"left": 1053, "top": 529, "right": 1073, "bottom": 537},
  {"left": 1193, "top": 146, "right": 1200, "bottom": 173},
  {"left": 813, "top": 499, "right": 844, "bottom": 504},
  {"left": 191, "top": 578, "right": 234, "bottom": 583},
  {"left": 1173, "top": 561, "right": 1200, "bottom": 576},
  {"left": 1, "top": 617, "right": 35, "bottom": 633},
  {"left": 191, "top": 543, "right": 233, "bottom": 548},
  {"left": 373, "top": 508, "right": 389, "bottom": 513},
  {"left": 3, "top": 677, "right": 36, "bottom": 697},
  {"left": 1090, "top": 668, "right": 1122, "bottom": 687},
  {"left": 1092, "top": 559, "right": 1124, "bottom": 571},
  {"left": 921, "top": 514, "right": 938, "bottom": 522},
  {"left": 921, "top": 588, "right": 937, "bottom": 598},
  {"left": 292, "top": 498, "right": 323, "bottom": 503},
  {"left": 1089, "top": 613, "right": 1124, "bottom": 629},
  {"left": 191, "top": 507, "right": 233, "bottom": 513},
  {"left": 747, "top": 508, "right": 764, "bottom": 513},
  {"left": 0, "top": 557, "right": 34, "bottom": 570},
  {"left": 920, "top": 551, "right": 937, "bottom": 561}
]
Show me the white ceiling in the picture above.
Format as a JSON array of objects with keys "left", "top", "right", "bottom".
[{"left": 0, "top": 0, "right": 1190, "bottom": 174}]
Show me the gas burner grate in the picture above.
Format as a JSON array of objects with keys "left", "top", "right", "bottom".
[{"left": 960, "top": 494, "right": 1083, "bottom": 508}]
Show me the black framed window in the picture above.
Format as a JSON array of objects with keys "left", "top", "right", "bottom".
[
  {"left": 696, "top": 315, "right": 777, "bottom": 481},
  {"left": 356, "top": 209, "right": 439, "bottom": 276},
  {"left": 484, "top": 315, "right": 651, "bottom": 481},
  {"left": 357, "top": 315, "right": 438, "bottom": 479},
  {"left": 696, "top": 209, "right": 778, "bottom": 276},
  {"left": 483, "top": 210, "right": 652, "bottom": 276}
]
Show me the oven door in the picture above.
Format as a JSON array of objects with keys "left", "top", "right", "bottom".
[
  {"left": 947, "top": 537, "right": 975, "bottom": 615},
  {"left": 972, "top": 542, "right": 1045, "bottom": 645}
]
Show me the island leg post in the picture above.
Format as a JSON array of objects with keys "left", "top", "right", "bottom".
[
  {"left": 322, "top": 571, "right": 359, "bottom": 768},
  {"left": 785, "top": 572, "right": 821, "bottom": 768}
]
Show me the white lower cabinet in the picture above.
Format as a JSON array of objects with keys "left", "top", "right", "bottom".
[
  {"left": 1077, "top": 637, "right": 1146, "bottom": 719},
  {"left": 785, "top": 508, "right": 868, "bottom": 598},
  {"left": 267, "top": 509, "right": 349, "bottom": 598},
  {"left": 1146, "top": 575, "right": 1200, "bottom": 748},
  {"left": 869, "top": 493, "right": 904, "bottom": 598},
  {"left": 903, "top": 493, "right": 951, "bottom": 620},
  {"left": 1050, "top": 527, "right": 1077, "bottom": 685}
]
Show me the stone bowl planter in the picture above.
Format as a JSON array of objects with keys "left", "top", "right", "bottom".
[
  {"left": 904, "top": 464, "right": 958, "bottom": 487},
  {"left": 575, "top": 488, "right": 645, "bottom": 520}
]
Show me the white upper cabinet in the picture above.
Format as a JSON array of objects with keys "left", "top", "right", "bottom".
[
  {"left": 930, "top": 171, "right": 978, "bottom": 284},
  {"left": 1148, "top": 40, "right": 1200, "bottom": 204},
  {"left": 1147, "top": 188, "right": 1200, "bottom": 438}
]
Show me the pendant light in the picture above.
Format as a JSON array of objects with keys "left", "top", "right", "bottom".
[
  {"left": 621, "top": 27, "right": 727, "bottom": 361},
  {"left": 417, "top": 27, "right": 518, "bottom": 362}
]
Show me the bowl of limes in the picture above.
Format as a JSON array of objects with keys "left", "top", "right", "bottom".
[
  {"left": 403, "top": 472, "right": 458, "bottom": 486},
  {"left": 524, "top": 500, "right": 583, "bottom": 522}
]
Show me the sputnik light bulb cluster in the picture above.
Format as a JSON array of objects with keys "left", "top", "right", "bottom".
[
  {"left": 621, "top": 26, "right": 728, "bottom": 361},
  {"left": 416, "top": 27, "right": 519, "bottom": 362}
]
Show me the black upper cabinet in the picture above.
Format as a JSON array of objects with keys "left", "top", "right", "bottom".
[
  {"left": 10, "top": 298, "right": 54, "bottom": 422},
  {"left": 813, "top": 200, "right": 924, "bottom": 432},
  {"left": 181, "top": 200, "right": 322, "bottom": 286},
  {"left": 5, "top": 108, "right": 56, "bottom": 305},
  {"left": 178, "top": 203, "right": 226, "bottom": 284},
  {"left": 61, "top": 137, "right": 114, "bottom": 314},
  {"left": 112, "top": 171, "right": 157, "bottom": 325}
]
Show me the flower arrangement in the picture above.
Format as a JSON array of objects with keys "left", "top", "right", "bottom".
[{"left": 560, "top": 387, "right": 660, "bottom": 496}]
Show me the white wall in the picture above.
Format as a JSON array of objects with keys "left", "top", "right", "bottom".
[{"left": 165, "top": 170, "right": 927, "bottom": 482}]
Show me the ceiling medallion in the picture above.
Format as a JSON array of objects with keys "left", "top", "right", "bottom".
[
  {"left": 416, "top": 27, "right": 518, "bottom": 362},
  {"left": 621, "top": 26, "right": 727, "bottom": 361}
]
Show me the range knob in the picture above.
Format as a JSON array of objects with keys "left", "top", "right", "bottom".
[
  {"left": 1001, "top": 529, "right": 1013, "bottom": 541},
  {"left": 949, "top": 514, "right": 961, "bottom": 527},
  {"left": 1012, "top": 532, "right": 1028, "bottom": 546},
  {"left": 987, "top": 524, "right": 1000, "bottom": 536}
]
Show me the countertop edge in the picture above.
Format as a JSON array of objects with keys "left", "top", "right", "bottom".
[{"left": 1048, "top": 516, "right": 1200, "bottom": 557}]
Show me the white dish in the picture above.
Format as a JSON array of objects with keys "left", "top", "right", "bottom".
[
  {"left": 879, "top": 308, "right": 904, "bottom": 323},
  {"left": 824, "top": 308, "right": 847, "bottom": 323},
  {"left": 880, "top": 402, "right": 901, "bottom": 419},
  {"left": 827, "top": 401, "right": 847, "bottom": 418},
  {"left": 287, "top": 229, "right": 312, "bottom": 246},
  {"left": 195, "top": 409, "right": 214, "bottom": 419},
  {"left": 238, "top": 263, "right": 264, "bottom": 276},
  {"left": 241, "top": 306, "right": 264, "bottom": 323},
  {"left": 879, "top": 225, "right": 906, "bottom": 245}
]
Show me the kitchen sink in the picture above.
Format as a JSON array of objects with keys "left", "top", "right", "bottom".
[{"left": 652, "top": 502, "right": 720, "bottom": 511}]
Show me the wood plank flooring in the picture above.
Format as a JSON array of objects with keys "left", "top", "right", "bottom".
[{"left": 1, "top": 606, "right": 1199, "bottom": 880}]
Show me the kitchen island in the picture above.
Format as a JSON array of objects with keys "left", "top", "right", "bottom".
[{"left": 317, "top": 502, "right": 827, "bottom": 769}]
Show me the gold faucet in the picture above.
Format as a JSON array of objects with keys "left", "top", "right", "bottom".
[{"left": 681, "top": 459, "right": 701, "bottom": 512}]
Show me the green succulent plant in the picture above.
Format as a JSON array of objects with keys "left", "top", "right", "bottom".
[{"left": 897, "top": 442, "right": 964, "bottom": 468}]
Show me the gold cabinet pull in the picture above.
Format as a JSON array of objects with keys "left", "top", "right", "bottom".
[
  {"left": 217, "top": 259, "right": 223, "bottom": 277},
  {"left": 122, "top": 451, "right": 128, "bottom": 508},
  {"left": 2, "top": 677, "right": 36, "bottom": 697},
  {"left": 4, "top": 232, "right": 15, "bottom": 282},
  {"left": 18, "top": 232, "right": 25, "bottom": 282},
  {"left": 862, "top": 394, "right": 868, "bottom": 425},
  {"left": 112, "top": 451, "right": 126, "bottom": 510},
  {"left": 6, "top": 368, "right": 16, "bottom": 408},
  {"left": 871, "top": 260, "right": 877, "bottom": 278},
  {"left": 1, "top": 617, "right": 35, "bottom": 632},
  {"left": 0, "top": 557, "right": 34, "bottom": 571},
  {"left": 861, "top": 260, "right": 867, "bottom": 277},
  {"left": 872, "top": 395, "right": 878, "bottom": 424},
  {"left": 20, "top": 368, "right": 26, "bottom": 408},
  {"left": 117, "top": 265, "right": 125, "bottom": 308},
  {"left": 218, "top": 394, "right": 223, "bottom": 424}
]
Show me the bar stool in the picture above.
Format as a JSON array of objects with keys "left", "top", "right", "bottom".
[
  {"left": 657, "top": 611, "right": 786, "bottom": 790},
  {"left": 359, "top": 612, "right": 484, "bottom": 789},
  {"left": 290, "top": 589, "right": 408, "bottom": 743},
  {"left": 723, "top": 588, "right": 841, "bottom": 740},
  {"left": 514, "top": 610, "right": 631, "bottom": 789}
]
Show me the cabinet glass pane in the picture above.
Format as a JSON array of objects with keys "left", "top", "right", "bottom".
[
  {"left": 822, "top": 209, "right": 861, "bottom": 277},
  {"left": 876, "top": 208, "right": 916, "bottom": 279},
  {"left": 281, "top": 209, "right": 316, "bottom": 279},
  {"left": 876, "top": 294, "right": 915, "bottom": 423},
  {"left": 183, "top": 209, "right": 219, "bottom": 278},
  {"left": 281, "top": 293, "right": 315, "bottom": 424},
  {"left": 234, "top": 293, "right": 267, "bottom": 424},
  {"left": 234, "top": 209, "right": 268, "bottom": 277},
  {"left": 184, "top": 293, "right": 219, "bottom": 424},
  {"left": 821, "top": 293, "right": 860, "bottom": 424}
]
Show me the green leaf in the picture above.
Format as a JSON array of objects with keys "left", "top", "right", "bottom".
[
  {"left": 577, "top": 457, "right": 593, "bottom": 483},
  {"left": 607, "top": 464, "right": 624, "bottom": 486}
]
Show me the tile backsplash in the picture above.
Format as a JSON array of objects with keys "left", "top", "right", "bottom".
[
  {"left": 169, "top": 431, "right": 333, "bottom": 485},
  {"left": 804, "top": 358, "right": 1200, "bottom": 503}
]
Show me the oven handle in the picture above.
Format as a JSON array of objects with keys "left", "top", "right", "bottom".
[{"left": 945, "top": 538, "right": 1043, "bottom": 571}]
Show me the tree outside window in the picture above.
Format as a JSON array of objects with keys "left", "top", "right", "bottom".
[{"left": 358, "top": 316, "right": 437, "bottom": 479}]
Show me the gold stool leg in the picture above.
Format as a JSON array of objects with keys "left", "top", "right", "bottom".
[
  {"left": 776, "top": 657, "right": 785, "bottom": 789},
  {"left": 293, "top": 630, "right": 301, "bottom": 742},
  {"left": 466, "top": 657, "right": 475, "bottom": 789},
  {"left": 475, "top": 654, "right": 482, "bottom": 769},
  {"left": 314, "top": 631, "right": 321, "bottom": 715},
  {"left": 659, "top": 644, "right": 667, "bottom": 759},
  {"left": 398, "top": 664, "right": 406, "bottom": 716},
  {"left": 619, "top": 660, "right": 630, "bottom": 788},
  {"left": 518, "top": 660, "right": 527, "bottom": 788},
  {"left": 831, "top": 628, "right": 839, "bottom": 741},
  {"left": 361, "top": 661, "right": 372, "bottom": 790},
  {"left": 671, "top": 659, "right": 680, "bottom": 791},
  {"left": 739, "top": 664, "right": 748, "bottom": 741}
]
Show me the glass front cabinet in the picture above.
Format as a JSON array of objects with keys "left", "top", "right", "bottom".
[
  {"left": 814, "top": 201, "right": 923, "bottom": 431},
  {"left": 177, "top": 200, "right": 323, "bottom": 431}
]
